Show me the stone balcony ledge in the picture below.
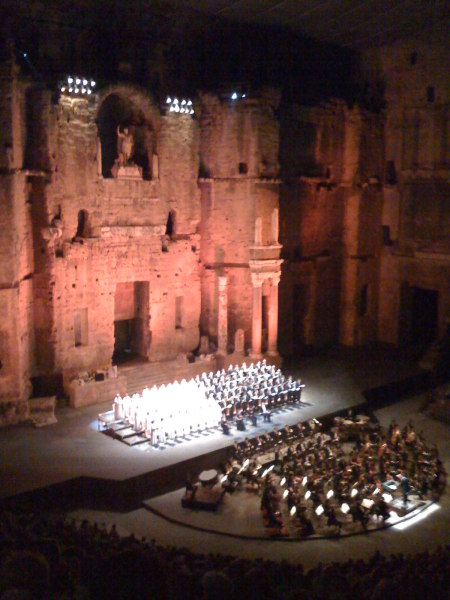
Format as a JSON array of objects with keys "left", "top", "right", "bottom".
[{"left": 248, "top": 244, "right": 282, "bottom": 261}]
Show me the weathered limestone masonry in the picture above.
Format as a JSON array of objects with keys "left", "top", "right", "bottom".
[
  {"left": 47, "top": 84, "right": 201, "bottom": 396},
  {"left": 198, "top": 90, "right": 282, "bottom": 360},
  {"left": 0, "top": 59, "right": 203, "bottom": 420},
  {"left": 361, "top": 31, "right": 450, "bottom": 348},
  {"left": 0, "top": 57, "right": 34, "bottom": 424},
  {"left": 278, "top": 101, "right": 384, "bottom": 354},
  {"left": 2, "top": 28, "right": 447, "bottom": 425},
  {"left": 339, "top": 108, "right": 384, "bottom": 347}
]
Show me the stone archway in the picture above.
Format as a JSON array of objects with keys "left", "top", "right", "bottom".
[{"left": 96, "top": 92, "right": 157, "bottom": 180}]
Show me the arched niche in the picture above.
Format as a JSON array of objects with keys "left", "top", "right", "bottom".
[
  {"left": 165, "top": 210, "right": 176, "bottom": 240},
  {"left": 96, "top": 92, "right": 156, "bottom": 180},
  {"left": 76, "top": 209, "right": 89, "bottom": 237}
]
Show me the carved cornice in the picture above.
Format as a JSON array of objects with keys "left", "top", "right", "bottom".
[{"left": 249, "top": 259, "right": 283, "bottom": 287}]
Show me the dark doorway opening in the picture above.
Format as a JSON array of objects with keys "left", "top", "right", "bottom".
[
  {"left": 75, "top": 210, "right": 89, "bottom": 238},
  {"left": 292, "top": 284, "right": 308, "bottom": 355},
  {"left": 113, "top": 281, "right": 150, "bottom": 364},
  {"left": 114, "top": 319, "right": 136, "bottom": 361},
  {"left": 165, "top": 210, "right": 175, "bottom": 239},
  {"left": 399, "top": 283, "right": 438, "bottom": 353},
  {"left": 412, "top": 287, "right": 438, "bottom": 346},
  {"left": 262, "top": 294, "right": 268, "bottom": 353}
]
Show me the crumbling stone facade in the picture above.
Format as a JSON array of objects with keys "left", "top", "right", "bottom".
[
  {"left": 0, "top": 24, "right": 448, "bottom": 425},
  {"left": 360, "top": 30, "right": 450, "bottom": 352},
  {"left": 198, "top": 89, "right": 282, "bottom": 359},
  {"left": 278, "top": 101, "right": 384, "bottom": 354},
  {"left": 0, "top": 53, "right": 285, "bottom": 424}
]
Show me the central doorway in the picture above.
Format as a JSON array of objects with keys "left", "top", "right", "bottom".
[
  {"left": 399, "top": 283, "right": 438, "bottom": 352},
  {"left": 113, "top": 281, "right": 150, "bottom": 364},
  {"left": 292, "top": 284, "right": 308, "bottom": 355}
]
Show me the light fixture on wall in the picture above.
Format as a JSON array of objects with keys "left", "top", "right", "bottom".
[
  {"left": 165, "top": 96, "right": 194, "bottom": 115},
  {"left": 230, "top": 91, "right": 246, "bottom": 100},
  {"left": 60, "top": 76, "right": 96, "bottom": 96}
]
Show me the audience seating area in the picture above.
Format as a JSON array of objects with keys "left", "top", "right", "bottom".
[{"left": 0, "top": 506, "right": 448, "bottom": 599}]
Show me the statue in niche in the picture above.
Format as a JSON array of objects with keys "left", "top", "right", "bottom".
[
  {"left": 117, "top": 125, "right": 134, "bottom": 166},
  {"left": 113, "top": 125, "right": 142, "bottom": 179}
]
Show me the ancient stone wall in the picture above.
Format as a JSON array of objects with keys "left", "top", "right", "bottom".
[
  {"left": 280, "top": 102, "right": 342, "bottom": 353},
  {"left": 278, "top": 181, "right": 345, "bottom": 354},
  {"left": 0, "top": 71, "right": 203, "bottom": 409},
  {"left": 47, "top": 87, "right": 200, "bottom": 385},
  {"left": 360, "top": 30, "right": 450, "bottom": 346},
  {"left": 0, "top": 58, "right": 35, "bottom": 421},
  {"left": 278, "top": 100, "right": 384, "bottom": 353},
  {"left": 198, "top": 92, "right": 281, "bottom": 354}
]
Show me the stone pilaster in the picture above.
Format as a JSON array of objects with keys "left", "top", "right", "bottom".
[
  {"left": 250, "top": 274, "right": 263, "bottom": 358},
  {"left": 267, "top": 273, "right": 280, "bottom": 356},
  {"left": 217, "top": 274, "right": 228, "bottom": 354}
]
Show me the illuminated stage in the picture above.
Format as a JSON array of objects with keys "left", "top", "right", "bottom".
[
  {"left": 0, "top": 348, "right": 436, "bottom": 517},
  {"left": 98, "top": 362, "right": 306, "bottom": 448}
]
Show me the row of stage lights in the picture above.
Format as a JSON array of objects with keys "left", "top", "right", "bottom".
[
  {"left": 166, "top": 97, "right": 194, "bottom": 114},
  {"left": 60, "top": 76, "right": 96, "bottom": 95}
]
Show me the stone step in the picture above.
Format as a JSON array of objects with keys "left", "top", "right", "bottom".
[
  {"left": 28, "top": 396, "right": 57, "bottom": 427},
  {"left": 118, "top": 358, "right": 216, "bottom": 396}
]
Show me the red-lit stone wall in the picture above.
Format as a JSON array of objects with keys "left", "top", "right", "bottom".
[
  {"left": 278, "top": 101, "right": 384, "bottom": 353},
  {"left": 360, "top": 30, "right": 450, "bottom": 347},
  {"left": 0, "top": 78, "right": 203, "bottom": 404},
  {"left": 0, "top": 57, "right": 34, "bottom": 422},
  {"left": 198, "top": 91, "right": 280, "bottom": 353}
]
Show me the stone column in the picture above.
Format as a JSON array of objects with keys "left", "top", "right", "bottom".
[
  {"left": 271, "top": 209, "right": 279, "bottom": 244},
  {"left": 217, "top": 275, "right": 228, "bottom": 354},
  {"left": 254, "top": 217, "right": 262, "bottom": 245},
  {"left": 267, "top": 273, "right": 280, "bottom": 356},
  {"left": 339, "top": 191, "right": 362, "bottom": 346},
  {"left": 251, "top": 275, "right": 263, "bottom": 358},
  {"left": 96, "top": 137, "right": 102, "bottom": 177}
]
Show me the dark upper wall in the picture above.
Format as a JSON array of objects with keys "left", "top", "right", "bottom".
[{"left": 0, "top": 0, "right": 356, "bottom": 105}]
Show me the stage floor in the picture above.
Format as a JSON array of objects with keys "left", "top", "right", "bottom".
[
  {"left": 0, "top": 346, "right": 433, "bottom": 506},
  {"left": 68, "top": 392, "right": 449, "bottom": 569}
]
